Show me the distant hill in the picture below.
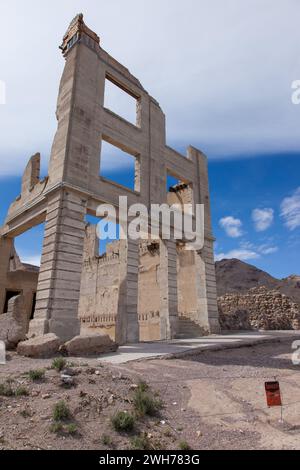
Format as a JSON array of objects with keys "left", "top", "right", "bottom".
[{"left": 215, "top": 258, "right": 300, "bottom": 305}]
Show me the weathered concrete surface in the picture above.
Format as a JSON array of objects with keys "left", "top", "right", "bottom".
[
  {"left": 0, "top": 295, "right": 27, "bottom": 349},
  {"left": 97, "top": 331, "right": 300, "bottom": 364},
  {"left": 62, "top": 333, "right": 118, "bottom": 357},
  {"left": 17, "top": 333, "right": 61, "bottom": 358}
]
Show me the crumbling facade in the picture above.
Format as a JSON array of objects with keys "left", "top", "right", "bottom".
[
  {"left": 0, "top": 240, "right": 38, "bottom": 327},
  {"left": 0, "top": 14, "right": 219, "bottom": 344},
  {"left": 79, "top": 228, "right": 214, "bottom": 342}
]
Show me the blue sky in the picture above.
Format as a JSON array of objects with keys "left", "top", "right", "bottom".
[{"left": 0, "top": 1, "right": 300, "bottom": 279}]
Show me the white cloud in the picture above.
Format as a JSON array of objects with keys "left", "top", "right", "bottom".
[
  {"left": 280, "top": 187, "right": 300, "bottom": 230},
  {"left": 215, "top": 239, "right": 278, "bottom": 261},
  {"left": 258, "top": 244, "right": 278, "bottom": 255},
  {"left": 19, "top": 254, "right": 41, "bottom": 267},
  {"left": 1, "top": 1, "right": 300, "bottom": 176},
  {"left": 219, "top": 216, "right": 243, "bottom": 238},
  {"left": 252, "top": 208, "right": 274, "bottom": 231},
  {"left": 100, "top": 140, "right": 135, "bottom": 172},
  {"left": 215, "top": 249, "right": 260, "bottom": 262}
]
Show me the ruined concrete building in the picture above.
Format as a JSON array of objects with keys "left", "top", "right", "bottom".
[
  {"left": 0, "top": 15, "right": 219, "bottom": 345},
  {"left": 0, "top": 242, "right": 38, "bottom": 326}
]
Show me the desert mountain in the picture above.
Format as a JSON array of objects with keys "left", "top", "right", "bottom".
[{"left": 215, "top": 258, "right": 300, "bottom": 305}]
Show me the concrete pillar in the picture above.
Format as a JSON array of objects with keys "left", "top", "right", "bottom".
[
  {"left": 189, "top": 146, "right": 220, "bottom": 333},
  {"left": 116, "top": 239, "right": 139, "bottom": 344},
  {"left": 196, "top": 240, "right": 220, "bottom": 334},
  {"left": 0, "top": 236, "right": 14, "bottom": 314},
  {"left": 28, "top": 190, "right": 87, "bottom": 341},
  {"left": 159, "top": 239, "right": 178, "bottom": 340}
]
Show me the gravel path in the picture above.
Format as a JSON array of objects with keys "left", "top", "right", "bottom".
[{"left": 114, "top": 339, "right": 300, "bottom": 450}]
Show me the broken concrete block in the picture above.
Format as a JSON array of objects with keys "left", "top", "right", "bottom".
[
  {"left": 0, "top": 295, "right": 27, "bottom": 349},
  {"left": 62, "top": 333, "right": 118, "bottom": 357},
  {"left": 17, "top": 333, "right": 61, "bottom": 358}
]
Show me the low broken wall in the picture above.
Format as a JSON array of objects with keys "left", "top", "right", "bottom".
[
  {"left": 79, "top": 253, "right": 120, "bottom": 340},
  {"left": 138, "top": 246, "right": 160, "bottom": 341}
]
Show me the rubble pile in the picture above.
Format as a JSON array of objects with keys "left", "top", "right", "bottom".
[{"left": 218, "top": 286, "right": 300, "bottom": 331}]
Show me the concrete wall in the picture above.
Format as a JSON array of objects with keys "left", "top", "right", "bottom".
[
  {"left": 177, "top": 248, "right": 197, "bottom": 320},
  {"left": 79, "top": 227, "right": 121, "bottom": 340},
  {"left": 138, "top": 242, "right": 161, "bottom": 342},
  {"left": 79, "top": 230, "right": 161, "bottom": 342}
]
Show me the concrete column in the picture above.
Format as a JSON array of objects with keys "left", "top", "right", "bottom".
[
  {"left": 159, "top": 239, "right": 178, "bottom": 340},
  {"left": 28, "top": 190, "right": 87, "bottom": 341},
  {"left": 189, "top": 146, "right": 220, "bottom": 333},
  {"left": 195, "top": 240, "right": 220, "bottom": 334},
  {"left": 116, "top": 239, "right": 139, "bottom": 345},
  {"left": 0, "top": 236, "right": 13, "bottom": 314},
  {"left": 191, "top": 240, "right": 220, "bottom": 334}
]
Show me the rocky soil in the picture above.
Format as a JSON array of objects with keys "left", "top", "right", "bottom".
[
  {"left": 0, "top": 354, "right": 184, "bottom": 451},
  {"left": 1, "top": 339, "right": 300, "bottom": 450}
]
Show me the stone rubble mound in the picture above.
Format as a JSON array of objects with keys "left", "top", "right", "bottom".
[{"left": 218, "top": 286, "right": 300, "bottom": 331}]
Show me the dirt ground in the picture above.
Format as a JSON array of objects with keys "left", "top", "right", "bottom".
[{"left": 0, "top": 339, "right": 300, "bottom": 450}]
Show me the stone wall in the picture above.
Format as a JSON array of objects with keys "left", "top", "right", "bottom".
[
  {"left": 0, "top": 239, "right": 38, "bottom": 334},
  {"left": 79, "top": 229, "right": 123, "bottom": 340},
  {"left": 79, "top": 231, "right": 162, "bottom": 342},
  {"left": 78, "top": 226, "right": 216, "bottom": 342},
  {"left": 138, "top": 241, "right": 161, "bottom": 341},
  {"left": 218, "top": 286, "right": 300, "bottom": 330}
]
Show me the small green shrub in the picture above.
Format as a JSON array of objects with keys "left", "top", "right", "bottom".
[
  {"left": 49, "top": 422, "right": 63, "bottom": 434},
  {"left": 53, "top": 400, "right": 71, "bottom": 422},
  {"left": 111, "top": 411, "right": 135, "bottom": 432},
  {"left": 0, "top": 381, "right": 30, "bottom": 397},
  {"left": 102, "top": 434, "right": 113, "bottom": 446},
  {"left": 131, "top": 433, "right": 152, "bottom": 450},
  {"left": 179, "top": 440, "right": 191, "bottom": 450},
  {"left": 52, "top": 357, "right": 67, "bottom": 372},
  {"left": 137, "top": 381, "right": 149, "bottom": 392},
  {"left": 133, "top": 384, "right": 162, "bottom": 417},
  {"left": 66, "top": 423, "right": 77, "bottom": 435},
  {"left": 0, "top": 382, "right": 14, "bottom": 397},
  {"left": 15, "top": 386, "right": 29, "bottom": 397},
  {"left": 28, "top": 369, "right": 45, "bottom": 381}
]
